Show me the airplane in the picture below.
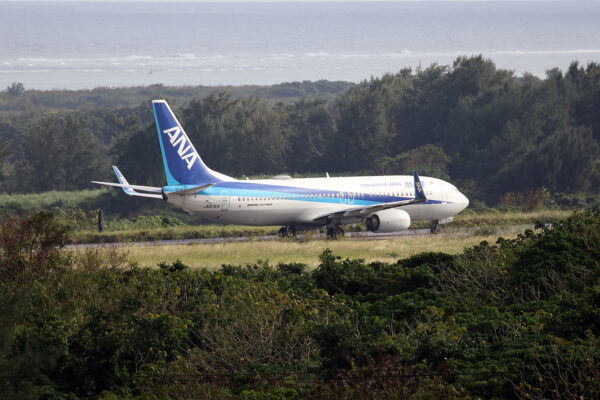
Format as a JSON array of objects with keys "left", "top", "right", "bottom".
[{"left": 93, "top": 100, "right": 469, "bottom": 238}]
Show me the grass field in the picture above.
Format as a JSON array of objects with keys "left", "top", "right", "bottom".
[
  {"left": 69, "top": 209, "right": 574, "bottom": 268},
  {"left": 92, "top": 225, "right": 527, "bottom": 270},
  {"left": 451, "top": 208, "right": 571, "bottom": 226},
  {"left": 70, "top": 224, "right": 280, "bottom": 244},
  {"left": 67, "top": 209, "right": 573, "bottom": 244}
]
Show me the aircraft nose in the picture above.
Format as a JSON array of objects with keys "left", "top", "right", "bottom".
[{"left": 459, "top": 192, "right": 469, "bottom": 209}]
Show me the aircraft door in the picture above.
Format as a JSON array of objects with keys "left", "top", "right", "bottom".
[
  {"left": 347, "top": 192, "right": 354, "bottom": 204},
  {"left": 340, "top": 192, "right": 346, "bottom": 204},
  {"left": 221, "top": 190, "right": 230, "bottom": 211}
]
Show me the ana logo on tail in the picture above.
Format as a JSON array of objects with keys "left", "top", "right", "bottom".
[{"left": 163, "top": 126, "right": 198, "bottom": 170}]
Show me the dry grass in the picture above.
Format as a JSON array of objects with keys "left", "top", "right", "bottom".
[
  {"left": 69, "top": 209, "right": 570, "bottom": 269},
  {"left": 66, "top": 209, "right": 572, "bottom": 244},
  {"left": 116, "top": 225, "right": 524, "bottom": 270}
]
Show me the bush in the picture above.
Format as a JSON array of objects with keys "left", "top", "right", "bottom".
[
  {"left": 0, "top": 211, "right": 70, "bottom": 285},
  {"left": 0, "top": 210, "right": 599, "bottom": 398}
]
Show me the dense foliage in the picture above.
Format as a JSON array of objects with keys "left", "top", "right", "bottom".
[
  {"left": 0, "top": 81, "right": 352, "bottom": 112},
  {"left": 1, "top": 56, "right": 599, "bottom": 204},
  {"left": 1, "top": 209, "right": 598, "bottom": 399}
]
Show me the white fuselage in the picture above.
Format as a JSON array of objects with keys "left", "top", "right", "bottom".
[{"left": 164, "top": 174, "right": 469, "bottom": 227}]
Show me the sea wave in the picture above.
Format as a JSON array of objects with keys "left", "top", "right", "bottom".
[{"left": 5, "top": 48, "right": 600, "bottom": 70}]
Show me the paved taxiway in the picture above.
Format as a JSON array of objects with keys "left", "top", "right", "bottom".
[{"left": 67, "top": 228, "right": 434, "bottom": 249}]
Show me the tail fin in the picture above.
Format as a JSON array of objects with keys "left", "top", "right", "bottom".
[{"left": 152, "top": 100, "right": 227, "bottom": 186}]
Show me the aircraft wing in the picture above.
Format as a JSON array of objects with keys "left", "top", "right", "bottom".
[
  {"left": 313, "top": 171, "right": 427, "bottom": 221},
  {"left": 91, "top": 166, "right": 163, "bottom": 199}
]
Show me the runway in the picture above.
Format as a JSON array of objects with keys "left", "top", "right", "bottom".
[{"left": 66, "top": 228, "right": 433, "bottom": 249}]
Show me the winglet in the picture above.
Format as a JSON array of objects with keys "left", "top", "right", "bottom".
[
  {"left": 112, "top": 166, "right": 136, "bottom": 196},
  {"left": 413, "top": 171, "right": 427, "bottom": 201}
]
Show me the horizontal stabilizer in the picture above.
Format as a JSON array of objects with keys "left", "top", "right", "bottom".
[
  {"left": 91, "top": 165, "right": 163, "bottom": 199},
  {"left": 91, "top": 181, "right": 164, "bottom": 198},
  {"left": 91, "top": 181, "right": 162, "bottom": 193}
]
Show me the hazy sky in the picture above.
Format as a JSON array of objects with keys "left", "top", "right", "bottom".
[{"left": 0, "top": 0, "right": 563, "bottom": 2}]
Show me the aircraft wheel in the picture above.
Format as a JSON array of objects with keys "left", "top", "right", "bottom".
[
  {"left": 326, "top": 226, "right": 343, "bottom": 240},
  {"left": 326, "top": 227, "right": 336, "bottom": 239},
  {"left": 279, "top": 226, "right": 288, "bottom": 237}
]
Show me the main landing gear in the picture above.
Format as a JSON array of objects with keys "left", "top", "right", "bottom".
[
  {"left": 326, "top": 225, "right": 345, "bottom": 240},
  {"left": 278, "top": 225, "right": 297, "bottom": 238},
  {"left": 430, "top": 220, "right": 441, "bottom": 234}
]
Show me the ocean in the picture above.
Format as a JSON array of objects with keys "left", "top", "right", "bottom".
[{"left": 1, "top": 1, "right": 600, "bottom": 90}]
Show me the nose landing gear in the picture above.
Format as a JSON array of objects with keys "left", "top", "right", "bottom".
[{"left": 326, "top": 225, "right": 345, "bottom": 240}]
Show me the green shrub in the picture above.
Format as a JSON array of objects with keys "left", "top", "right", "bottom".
[
  {"left": 0, "top": 210, "right": 70, "bottom": 285},
  {"left": 0, "top": 210, "right": 599, "bottom": 398}
]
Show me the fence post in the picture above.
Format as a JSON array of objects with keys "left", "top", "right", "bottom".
[{"left": 98, "top": 209, "right": 104, "bottom": 232}]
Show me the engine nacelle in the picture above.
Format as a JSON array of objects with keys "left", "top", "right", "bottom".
[{"left": 365, "top": 208, "right": 411, "bottom": 233}]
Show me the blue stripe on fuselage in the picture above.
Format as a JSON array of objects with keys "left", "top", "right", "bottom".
[{"left": 163, "top": 181, "right": 445, "bottom": 205}]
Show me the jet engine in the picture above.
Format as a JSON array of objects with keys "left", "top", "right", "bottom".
[{"left": 365, "top": 208, "right": 411, "bottom": 233}]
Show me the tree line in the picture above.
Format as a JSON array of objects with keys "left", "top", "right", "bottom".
[{"left": 1, "top": 56, "right": 599, "bottom": 202}]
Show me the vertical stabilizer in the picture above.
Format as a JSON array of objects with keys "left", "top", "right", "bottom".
[{"left": 152, "top": 100, "right": 227, "bottom": 186}]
